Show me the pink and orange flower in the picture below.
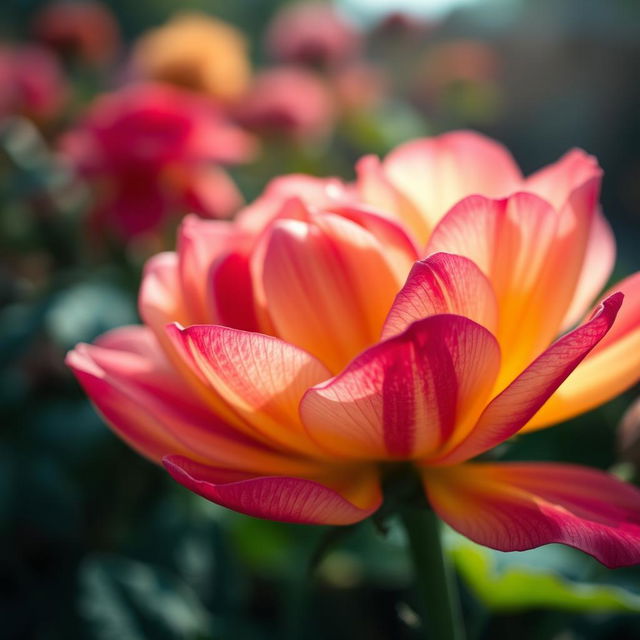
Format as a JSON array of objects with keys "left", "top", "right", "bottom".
[{"left": 67, "top": 131, "right": 640, "bottom": 567}]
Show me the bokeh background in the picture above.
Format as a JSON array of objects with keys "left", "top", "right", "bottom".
[{"left": 1, "top": 1, "right": 640, "bottom": 638}]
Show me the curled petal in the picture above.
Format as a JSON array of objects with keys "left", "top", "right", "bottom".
[
  {"left": 423, "top": 462, "right": 640, "bottom": 568},
  {"left": 380, "top": 130, "right": 522, "bottom": 234},
  {"left": 526, "top": 274, "right": 640, "bottom": 430},
  {"left": 164, "top": 455, "right": 382, "bottom": 525},
  {"left": 66, "top": 326, "right": 309, "bottom": 475},
  {"left": 435, "top": 293, "right": 622, "bottom": 464},
  {"left": 167, "top": 323, "right": 331, "bottom": 456},
  {"left": 382, "top": 252, "right": 498, "bottom": 339},
  {"left": 300, "top": 314, "right": 500, "bottom": 460}
]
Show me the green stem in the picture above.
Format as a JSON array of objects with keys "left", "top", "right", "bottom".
[{"left": 401, "top": 507, "right": 465, "bottom": 640}]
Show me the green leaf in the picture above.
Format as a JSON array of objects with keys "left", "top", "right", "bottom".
[
  {"left": 79, "top": 554, "right": 214, "bottom": 640},
  {"left": 448, "top": 534, "right": 640, "bottom": 613}
]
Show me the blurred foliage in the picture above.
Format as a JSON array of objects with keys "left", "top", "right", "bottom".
[{"left": 0, "top": 0, "right": 639, "bottom": 639}]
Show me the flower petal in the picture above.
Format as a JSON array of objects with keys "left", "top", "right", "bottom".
[
  {"left": 356, "top": 154, "right": 431, "bottom": 245},
  {"left": 164, "top": 454, "right": 382, "bottom": 525},
  {"left": 209, "top": 249, "right": 261, "bottom": 332},
  {"left": 382, "top": 252, "right": 498, "bottom": 340},
  {"left": 166, "top": 323, "right": 332, "bottom": 457},
  {"left": 560, "top": 210, "right": 616, "bottom": 330},
  {"left": 139, "top": 251, "right": 189, "bottom": 333},
  {"left": 523, "top": 148, "right": 602, "bottom": 212},
  {"left": 300, "top": 314, "right": 500, "bottom": 460},
  {"left": 423, "top": 462, "right": 640, "bottom": 568},
  {"left": 66, "top": 326, "right": 310, "bottom": 475},
  {"left": 435, "top": 293, "right": 622, "bottom": 464},
  {"left": 177, "top": 215, "right": 235, "bottom": 323},
  {"left": 526, "top": 274, "right": 640, "bottom": 430},
  {"left": 259, "top": 212, "right": 411, "bottom": 372},
  {"left": 428, "top": 191, "right": 596, "bottom": 386},
  {"left": 380, "top": 130, "right": 522, "bottom": 235}
]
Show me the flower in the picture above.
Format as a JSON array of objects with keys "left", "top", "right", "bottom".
[
  {"left": 234, "top": 67, "right": 336, "bottom": 142},
  {"left": 130, "top": 12, "right": 251, "bottom": 104},
  {"left": 61, "top": 83, "right": 255, "bottom": 238},
  {"left": 67, "top": 131, "right": 640, "bottom": 567},
  {"left": 0, "top": 44, "right": 67, "bottom": 122},
  {"left": 265, "top": 1, "right": 361, "bottom": 68},
  {"left": 32, "top": 1, "right": 120, "bottom": 65}
]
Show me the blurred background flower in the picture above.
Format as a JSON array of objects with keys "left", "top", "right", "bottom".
[
  {"left": 0, "top": 45, "right": 68, "bottom": 124},
  {"left": 130, "top": 12, "right": 251, "bottom": 105},
  {"left": 31, "top": 0, "right": 121, "bottom": 67},
  {"left": 60, "top": 83, "right": 255, "bottom": 240},
  {"left": 235, "top": 67, "right": 336, "bottom": 142}
]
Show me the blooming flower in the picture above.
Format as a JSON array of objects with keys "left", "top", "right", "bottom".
[
  {"left": 61, "top": 83, "right": 255, "bottom": 238},
  {"left": 68, "top": 132, "right": 640, "bottom": 567},
  {"left": 130, "top": 13, "right": 251, "bottom": 104}
]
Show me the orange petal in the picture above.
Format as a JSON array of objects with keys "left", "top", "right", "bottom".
[
  {"left": 258, "top": 211, "right": 412, "bottom": 371},
  {"left": 428, "top": 191, "right": 596, "bottom": 386},
  {"left": 167, "top": 323, "right": 332, "bottom": 457},
  {"left": 434, "top": 293, "right": 622, "bottom": 464},
  {"left": 525, "top": 274, "right": 640, "bottom": 430}
]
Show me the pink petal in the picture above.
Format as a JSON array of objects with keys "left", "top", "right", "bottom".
[
  {"left": 523, "top": 148, "right": 602, "bottom": 212},
  {"left": 66, "top": 326, "right": 307, "bottom": 475},
  {"left": 300, "top": 314, "right": 500, "bottom": 460},
  {"left": 176, "top": 215, "right": 235, "bottom": 323},
  {"left": 380, "top": 130, "right": 522, "bottom": 234},
  {"left": 423, "top": 462, "right": 640, "bottom": 568},
  {"left": 166, "top": 323, "right": 332, "bottom": 457},
  {"left": 209, "top": 250, "right": 261, "bottom": 332},
  {"left": 526, "top": 274, "right": 640, "bottom": 430},
  {"left": 164, "top": 455, "right": 382, "bottom": 525},
  {"left": 434, "top": 293, "right": 622, "bottom": 464},
  {"left": 382, "top": 252, "right": 498, "bottom": 340}
]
